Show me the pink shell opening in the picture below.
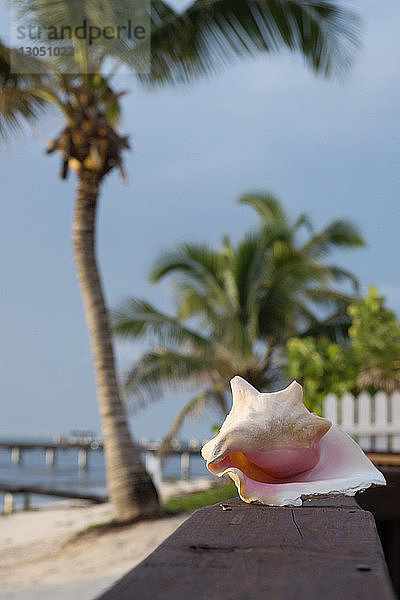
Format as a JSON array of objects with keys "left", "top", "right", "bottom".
[
  {"left": 206, "top": 425, "right": 386, "bottom": 506},
  {"left": 240, "top": 443, "right": 322, "bottom": 479}
]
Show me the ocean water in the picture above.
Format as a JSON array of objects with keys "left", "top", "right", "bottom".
[{"left": 0, "top": 445, "right": 211, "bottom": 511}]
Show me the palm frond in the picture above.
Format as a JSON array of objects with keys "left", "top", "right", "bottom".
[
  {"left": 150, "top": 242, "right": 223, "bottom": 283},
  {"left": 159, "top": 389, "right": 218, "bottom": 453},
  {"left": 303, "top": 286, "right": 356, "bottom": 307},
  {"left": 292, "top": 212, "right": 313, "bottom": 235},
  {"left": 299, "top": 308, "right": 351, "bottom": 342},
  {"left": 150, "top": 243, "right": 230, "bottom": 319},
  {"left": 239, "top": 191, "right": 288, "bottom": 227},
  {"left": 328, "top": 265, "right": 360, "bottom": 292},
  {"left": 141, "top": 0, "right": 359, "bottom": 86},
  {"left": 112, "top": 297, "right": 209, "bottom": 347},
  {"left": 175, "top": 282, "right": 220, "bottom": 323},
  {"left": 301, "top": 219, "right": 364, "bottom": 257},
  {"left": 232, "top": 232, "right": 266, "bottom": 334},
  {"left": 124, "top": 348, "right": 215, "bottom": 409},
  {"left": 0, "top": 42, "right": 49, "bottom": 140}
]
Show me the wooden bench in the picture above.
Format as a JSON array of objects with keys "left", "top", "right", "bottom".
[{"left": 96, "top": 495, "right": 395, "bottom": 600}]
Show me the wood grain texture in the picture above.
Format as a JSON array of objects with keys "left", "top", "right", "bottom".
[{"left": 97, "top": 496, "right": 395, "bottom": 600}]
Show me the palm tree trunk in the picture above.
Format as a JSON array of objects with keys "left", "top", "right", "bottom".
[{"left": 73, "top": 169, "right": 160, "bottom": 521}]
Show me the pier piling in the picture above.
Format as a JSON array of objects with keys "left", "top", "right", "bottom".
[
  {"left": 78, "top": 448, "right": 88, "bottom": 471},
  {"left": 4, "top": 492, "right": 14, "bottom": 514},
  {"left": 181, "top": 452, "right": 190, "bottom": 480},
  {"left": 11, "top": 447, "right": 22, "bottom": 466},
  {"left": 45, "top": 448, "right": 56, "bottom": 467}
]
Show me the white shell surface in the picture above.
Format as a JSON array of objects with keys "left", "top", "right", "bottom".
[{"left": 202, "top": 377, "right": 386, "bottom": 506}]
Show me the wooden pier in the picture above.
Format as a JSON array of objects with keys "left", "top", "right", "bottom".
[
  {"left": 0, "top": 438, "right": 203, "bottom": 478},
  {"left": 0, "top": 439, "right": 104, "bottom": 470},
  {"left": 0, "top": 438, "right": 205, "bottom": 512},
  {"left": 0, "top": 482, "right": 107, "bottom": 514}
]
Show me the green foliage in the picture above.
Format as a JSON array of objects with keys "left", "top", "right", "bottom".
[
  {"left": 286, "top": 287, "right": 400, "bottom": 408},
  {"left": 114, "top": 193, "right": 363, "bottom": 441},
  {"left": 78, "top": 517, "right": 117, "bottom": 535},
  {"left": 349, "top": 287, "right": 400, "bottom": 391},
  {"left": 286, "top": 337, "right": 357, "bottom": 413},
  {"left": 164, "top": 481, "right": 237, "bottom": 513}
]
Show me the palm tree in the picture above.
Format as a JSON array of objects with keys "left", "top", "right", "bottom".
[
  {"left": 1, "top": 0, "right": 359, "bottom": 520},
  {"left": 113, "top": 193, "right": 364, "bottom": 446},
  {"left": 1, "top": 36, "right": 160, "bottom": 521}
]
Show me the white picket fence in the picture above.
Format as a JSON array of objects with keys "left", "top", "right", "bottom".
[{"left": 323, "top": 391, "right": 400, "bottom": 452}]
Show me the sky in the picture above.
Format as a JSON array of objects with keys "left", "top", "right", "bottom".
[{"left": 1, "top": 1, "right": 399, "bottom": 442}]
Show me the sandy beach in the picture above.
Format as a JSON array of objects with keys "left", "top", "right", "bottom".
[{"left": 0, "top": 478, "right": 214, "bottom": 600}]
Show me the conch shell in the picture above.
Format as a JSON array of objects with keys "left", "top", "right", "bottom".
[{"left": 202, "top": 377, "right": 386, "bottom": 506}]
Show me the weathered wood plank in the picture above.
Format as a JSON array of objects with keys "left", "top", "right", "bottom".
[{"left": 97, "top": 496, "right": 395, "bottom": 600}]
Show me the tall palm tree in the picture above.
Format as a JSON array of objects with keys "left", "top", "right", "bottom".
[
  {"left": 1, "top": 35, "right": 160, "bottom": 520},
  {"left": 113, "top": 193, "right": 364, "bottom": 446},
  {"left": 1, "top": 1, "right": 359, "bottom": 520}
]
